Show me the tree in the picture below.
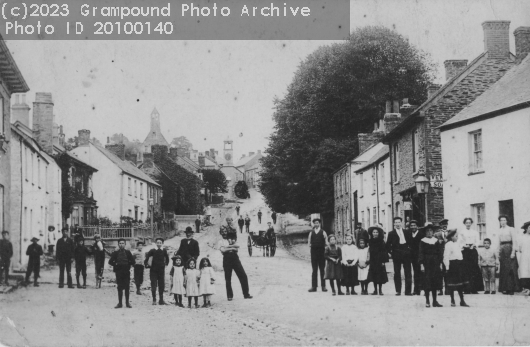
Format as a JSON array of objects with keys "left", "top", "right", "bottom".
[
  {"left": 234, "top": 180, "right": 250, "bottom": 199},
  {"left": 202, "top": 169, "right": 228, "bottom": 203},
  {"left": 259, "top": 26, "right": 435, "bottom": 225},
  {"left": 170, "top": 136, "right": 193, "bottom": 150}
]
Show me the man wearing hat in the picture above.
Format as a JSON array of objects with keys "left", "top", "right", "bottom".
[
  {"left": 109, "top": 238, "right": 135, "bottom": 308},
  {"left": 177, "top": 227, "right": 200, "bottom": 267},
  {"left": 56, "top": 228, "right": 75, "bottom": 289},
  {"left": 308, "top": 218, "right": 328, "bottom": 292},
  {"left": 145, "top": 237, "right": 169, "bottom": 305},
  {"left": 0, "top": 230, "right": 14, "bottom": 285},
  {"left": 354, "top": 223, "right": 369, "bottom": 246},
  {"left": 25, "top": 237, "right": 44, "bottom": 286},
  {"left": 386, "top": 217, "right": 413, "bottom": 296},
  {"left": 409, "top": 220, "right": 424, "bottom": 295}
]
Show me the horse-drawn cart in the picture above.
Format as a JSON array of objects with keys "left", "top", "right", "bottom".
[{"left": 247, "top": 230, "right": 276, "bottom": 257}]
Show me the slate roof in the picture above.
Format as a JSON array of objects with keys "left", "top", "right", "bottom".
[
  {"left": 355, "top": 146, "right": 389, "bottom": 173},
  {"left": 0, "top": 36, "right": 29, "bottom": 93},
  {"left": 176, "top": 155, "right": 200, "bottom": 171},
  {"left": 441, "top": 54, "right": 530, "bottom": 130},
  {"left": 92, "top": 143, "right": 160, "bottom": 186}
]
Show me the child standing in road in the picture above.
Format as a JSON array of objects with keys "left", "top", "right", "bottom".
[
  {"left": 478, "top": 238, "right": 499, "bottom": 294},
  {"left": 341, "top": 235, "right": 359, "bottom": 295},
  {"left": 132, "top": 242, "right": 145, "bottom": 295},
  {"left": 324, "top": 234, "right": 343, "bottom": 295},
  {"left": 74, "top": 238, "right": 91, "bottom": 289},
  {"left": 184, "top": 258, "right": 201, "bottom": 308},
  {"left": 357, "top": 238, "right": 370, "bottom": 295},
  {"left": 170, "top": 254, "right": 185, "bottom": 307},
  {"left": 199, "top": 257, "right": 216, "bottom": 307}
]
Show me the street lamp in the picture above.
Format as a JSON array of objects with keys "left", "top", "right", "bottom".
[
  {"left": 415, "top": 169, "right": 430, "bottom": 195},
  {"left": 414, "top": 169, "right": 430, "bottom": 225}
]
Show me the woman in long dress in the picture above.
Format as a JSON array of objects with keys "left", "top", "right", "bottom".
[
  {"left": 418, "top": 225, "right": 444, "bottom": 307},
  {"left": 496, "top": 215, "right": 520, "bottom": 295},
  {"left": 518, "top": 221, "right": 530, "bottom": 295},
  {"left": 367, "top": 227, "right": 388, "bottom": 295},
  {"left": 458, "top": 218, "right": 484, "bottom": 293}
]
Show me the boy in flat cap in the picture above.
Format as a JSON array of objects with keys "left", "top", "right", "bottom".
[
  {"left": 145, "top": 237, "right": 169, "bottom": 305},
  {"left": 109, "top": 238, "right": 135, "bottom": 308},
  {"left": 0, "top": 230, "right": 14, "bottom": 285},
  {"left": 25, "top": 237, "right": 43, "bottom": 286}
]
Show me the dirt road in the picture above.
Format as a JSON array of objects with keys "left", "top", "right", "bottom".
[{"left": 1, "top": 189, "right": 530, "bottom": 346}]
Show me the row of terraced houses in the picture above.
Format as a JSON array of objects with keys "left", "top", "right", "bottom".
[{"left": 333, "top": 21, "right": 530, "bottom": 244}]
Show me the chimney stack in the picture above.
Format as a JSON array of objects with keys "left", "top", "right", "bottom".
[
  {"left": 169, "top": 147, "right": 179, "bottom": 160},
  {"left": 198, "top": 155, "right": 205, "bottom": 167},
  {"left": 357, "top": 132, "right": 385, "bottom": 154},
  {"left": 514, "top": 26, "right": 530, "bottom": 63},
  {"left": 444, "top": 60, "right": 468, "bottom": 81},
  {"left": 78, "top": 129, "right": 91, "bottom": 147},
  {"left": 205, "top": 150, "right": 210, "bottom": 157},
  {"left": 105, "top": 143, "right": 125, "bottom": 160},
  {"left": 11, "top": 93, "right": 31, "bottom": 127},
  {"left": 383, "top": 100, "right": 402, "bottom": 135},
  {"left": 209, "top": 148, "right": 216, "bottom": 159},
  {"left": 249, "top": 152, "right": 255, "bottom": 157},
  {"left": 33, "top": 92, "right": 54, "bottom": 154},
  {"left": 427, "top": 84, "right": 442, "bottom": 99},
  {"left": 59, "top": 125, "right": 65, "bottom": 147},
  {"left": 482, "top": 20, "right": 511, "bottom": 59},
  {"left": 143, "top": 152, "right": 154, "bottom": 167}
]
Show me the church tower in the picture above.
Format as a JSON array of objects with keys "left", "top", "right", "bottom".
[
  {"left": 141, "top": 107, "right": 169, "bottom": 153},
  {"left": 223, "top": 136, "right": 233, "bottom": 165}
]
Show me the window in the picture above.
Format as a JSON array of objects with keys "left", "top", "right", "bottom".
[
  {"left": 412, "top": 129, "right": 420, "bottom": 172},
  {"left": 58, "top": 169, "right": 61, "bottom": 193},
  {"left": 24, "top": 147, "right": 28, "bottom": 180},
  {"left": 0, "top": 98, "right": 3, "bottom": 135},
  {"left": 128, "top": 209, "right": 132, "bottom": 217},
  {"left": 31, "top": 152, "right": 34, "bottom": 184},
  {"left": 140, "top": 212, "right": 144, "bottom": 221},
  {"left": 45, "top": 165, "right": 48, "bottom": 192},
  {"left": 140, "top": 182, "right": 144, "bottom": 199},
  {"left": 472, "top": 203, "right": 486, "bottom": 240},
  {"left": 380, "top": 163, "right": 385, "bottom": 192},
  {"left": 344, "top": 171, "right": 348, "bottom": 193},
  {"left": 128, "top": 178, "right": 131, "bottom": 195},
  {"left": 367, "top": 208, "right": 371, "bottom": 226},
  {"left": 360, "top": 172, "right": 364, "bottom": 196},
  {"left": 373, "top": 208, "right": 377, "bottom": 225},
  {"left": 372, "top": 168, "right": 376, "bottom": 194},
  {"left": 134, "top": 180, "right": 137, "bottom": 197},
  {"left": 393, "top": 143, "right": 400, "bottom": 181},
  {"left": 470, "top": 130, "right": 483, "bottom": 172}
]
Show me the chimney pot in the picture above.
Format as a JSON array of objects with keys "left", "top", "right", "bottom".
[
  {"left": 107, "top": 136, "right": 110, "bottom": 144},
  {"left": 385, "top": 101, "right": 392, "bottom": 113},
  {"left": 482, "top": 20, "right": 511, "bottom": 59},
  {"left": 514, "top": 26, "right": 530, "bottom": 63},
  {"left": 392, "top": 100, "right": 400, "bottom": 114}
]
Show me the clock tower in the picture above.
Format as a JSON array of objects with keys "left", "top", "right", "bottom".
[{"left": 223, "top": 137, "right": 233, "bottom": 165}]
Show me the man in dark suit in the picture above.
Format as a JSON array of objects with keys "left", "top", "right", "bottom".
[
  {"left": 386, "top": 216, "right": 413, "bottom": 296},
  {"left": 145, "top": 237, "right": 169, "bottom": 305},
  {"left": 109, "top": 238, "right": 135, "bottom": 308},
  {"left": 409, "top": 220, "right": 424, "bottom": 295},
  {"left": 56, "top": 228, "right": 75, "bottom": 288},
  {"left": 25, "top": 237, "right": 43, "bottom": 287},
  {"left": 177, "top": 227, "right": 200, "bottom": 266},
  {"left": 195, "top": 215, "right": 202, "bottom": 233},
  {"left": 354, "top": 223, "right": 369, "bottom": 246},
  {"left": 0, "top": 230, "right": 14, "bottom": 286}
]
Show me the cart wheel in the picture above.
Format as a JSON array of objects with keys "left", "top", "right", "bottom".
[
  {"left": 247, "top": 236, "right": 252, "bottom": 256},
  {"left": 271, "top": 238, "right": 277, "bottom": 257},
  {"left": 266, "top": 246, "right": 270, "bottom": 257}
]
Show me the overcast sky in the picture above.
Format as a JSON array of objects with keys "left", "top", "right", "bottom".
[{"left": 6, "top": 0, "right": 530, "bottom": 160}]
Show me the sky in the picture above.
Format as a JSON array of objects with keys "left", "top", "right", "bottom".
[{"left": 6, "top": 0, "right": 530, "bottom": 161}]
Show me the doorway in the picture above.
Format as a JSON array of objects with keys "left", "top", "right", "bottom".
[{"left": 498, "top": 199, "right": 514, "bottom": 227}]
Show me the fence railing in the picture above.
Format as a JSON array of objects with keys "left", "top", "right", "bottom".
[{"left": 79, "top": 225, "right": 165, "bottom": 241}]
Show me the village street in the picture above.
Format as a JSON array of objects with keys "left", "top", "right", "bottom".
[{"left": 1, "top": 190, "right": 530, "bottom": 346}]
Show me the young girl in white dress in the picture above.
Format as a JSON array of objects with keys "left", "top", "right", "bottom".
[
  {"left": 357, "top": 238, "right": 370, "bottom": 295},
  {"left": 184, "top": 258, "right": 201, "bottom": 308},
  {"left": 169, "top": 254, "right": 185, "bottom": 307},
  {"left": 199, "top": 257, "right": 216, "bottom": 307}
]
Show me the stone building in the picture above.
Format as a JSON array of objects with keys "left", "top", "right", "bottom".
[
  {"left": 381, "top": 21, "right": 517, "bottom": 226},
  {"left": 70, "top": 130, "right": 161, "bottom": 223},
  {"left": 235, "top": 150, "right": 263, "bottom": 189},
  {"left": 440, "top": 27, "right": 530, "bottom": 241},
  {"left": 217, "top": 137, "right": 244, "bottom": 198},
  {"left": 0, "top": 37, "right": 29, "bottom": 245},
  {"left": 141, "top": 108, "right": 169, "bottom": 153}
]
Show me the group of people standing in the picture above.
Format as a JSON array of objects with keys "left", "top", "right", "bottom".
[{"left": 308, "top": 215, "right": 530, "bottom": 308}]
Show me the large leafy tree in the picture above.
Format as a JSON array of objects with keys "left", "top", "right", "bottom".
[
  {"left": 202, "top": 169, "right": 228, "bottom": 202},
  {"left": 260, "top": 26, "right": 435, "bottom": 226}
]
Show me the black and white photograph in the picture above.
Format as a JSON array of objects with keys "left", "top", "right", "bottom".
[{"left": 0, "top": 0, "right": 530, "bottom": 345}]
